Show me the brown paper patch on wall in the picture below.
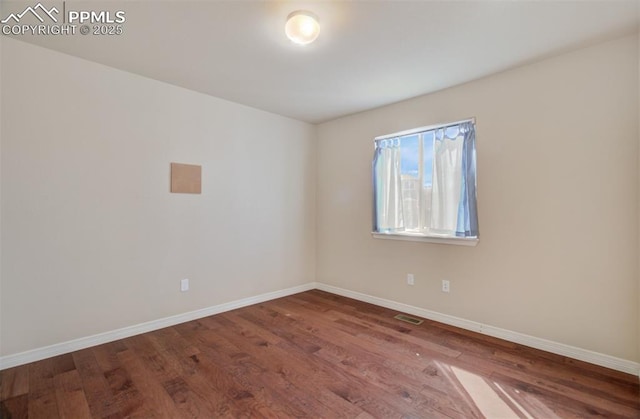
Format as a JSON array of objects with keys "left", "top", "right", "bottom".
[{"left": 171, "top": 163, "right": 201, "bottom": 194}]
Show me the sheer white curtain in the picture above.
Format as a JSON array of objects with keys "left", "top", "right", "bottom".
[
  {"left": 373, "top": 138, "right": 404, "bottom": 232},
  {"left": 429, "top": 122, "right": 478, "bottom": 237},
  {"left": 430, "top": 127, "right": 465, "bottom": 235}
]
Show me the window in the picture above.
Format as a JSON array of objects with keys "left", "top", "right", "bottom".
[{"left": 372, "top": 119, "right": 478, "bottom": 244}]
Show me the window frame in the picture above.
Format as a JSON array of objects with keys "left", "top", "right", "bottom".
[{"left": 372, "top": 118, "right": 479, "bottom": 246}]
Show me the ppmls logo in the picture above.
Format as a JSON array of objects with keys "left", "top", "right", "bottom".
[
  {"left": 1, "top": 2, "right": 126, "bottom": 36},
  {"left": 1, "top": 3, "right": 59, "bottom": 24}
]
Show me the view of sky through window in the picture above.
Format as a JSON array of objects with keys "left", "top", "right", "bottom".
[
  {"left": 422, "top": 131, "right": 434, "bottom": 188},
  {"left": 399, "top": 132, "right": 435, "bottom": 187},
  {"left": 400, "top": 134, "right": 419, "bottom": 178}
]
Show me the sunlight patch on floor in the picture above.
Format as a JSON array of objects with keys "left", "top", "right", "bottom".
[
  {"left": 493, "top": 382, "right": 535, "bottom": 419},
  {"left": 451, "top": 366, "right": 524, "bottom": 418}
]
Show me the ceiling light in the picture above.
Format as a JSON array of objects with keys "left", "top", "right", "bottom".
[{"left": 285, "top": 10, "right": 320, "bottom": 45}]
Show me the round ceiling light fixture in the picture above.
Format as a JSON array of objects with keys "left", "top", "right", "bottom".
[{"left": 285, "top": 10, "right": 320, "bottom": 45}]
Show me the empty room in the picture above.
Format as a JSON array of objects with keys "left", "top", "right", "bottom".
[{"left": 1, "top": 0, "right": 639, "bottom": 417}]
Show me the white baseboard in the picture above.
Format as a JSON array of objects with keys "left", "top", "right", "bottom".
[
  {"left": 0, "top": 282, "right": 316, "bottom": 370},
  {"left": 315, "top": 283, "right": 640, "bottom": 377},
  {"left": 2, "top": 281, "right": 638, "bottom": 377}
]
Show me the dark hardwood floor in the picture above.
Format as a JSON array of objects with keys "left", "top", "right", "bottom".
[{"left": 1, "top": 290, "right": 639, "bottom": 418}]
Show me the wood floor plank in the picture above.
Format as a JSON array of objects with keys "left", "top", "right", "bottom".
[
  {"left": 0, "top": 365, "right": 29, "bottom": 400},
  {"left": 92, "top": 341, "right": 145, "bottom": 417},
  {"left": 53, "top": 369, "right": 92, "bottom": 419},
  {"left": 0, "top": 394, "right": 28, "bottom": 419},
  {"left": 115, "top": 346, "right": 184, "bottom": 418},
  {"left": 71, "top": 348, "right": 122, "bottom": 418},
  {"left": 28, "top": 357, "right": 61, "bottom": 418},
  {"left": 1, "top": 290, "right": 638, "bottom": 418}
]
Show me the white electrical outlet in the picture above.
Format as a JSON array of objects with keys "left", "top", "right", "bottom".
[
  {"left": 442, "top": 279, "right": 450, "bottom": 293},
  {"left": 407, "top": 274, "right": 415, "bottom": 286},
  {"left": 181, "top": 278, "right": 189, "bottom": 292}
]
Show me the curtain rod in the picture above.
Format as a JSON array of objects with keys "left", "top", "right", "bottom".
[{"left": 374, "top": 117, "right": 475, "bottom": 141}]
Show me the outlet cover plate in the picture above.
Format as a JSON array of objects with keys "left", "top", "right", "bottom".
[{"left": 442, "top": 280, "right": 450, "bottom": 293}]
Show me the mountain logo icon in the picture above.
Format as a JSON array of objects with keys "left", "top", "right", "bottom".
[{"left": 1, "top": 3, "right": 59, "bottom": 24}]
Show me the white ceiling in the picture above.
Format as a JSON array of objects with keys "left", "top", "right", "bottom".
[{"left": 7, "top": 0, "right": 640, "bottom": 123}]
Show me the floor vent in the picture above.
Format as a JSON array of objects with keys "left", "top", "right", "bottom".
[{"left": 394, "top": 314, "right": 424, "bottom": 325}]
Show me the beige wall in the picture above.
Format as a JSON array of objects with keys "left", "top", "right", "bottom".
[
  {"left": 0, "top": 38, "right": 316, "bottom": 356},
  {"left": 317, "top": 35, "right": 639, "bottom": 362}
]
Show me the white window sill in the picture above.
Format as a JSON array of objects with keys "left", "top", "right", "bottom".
[{"left": 372, "top": 232, "right": 479, "bottom": 246}]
